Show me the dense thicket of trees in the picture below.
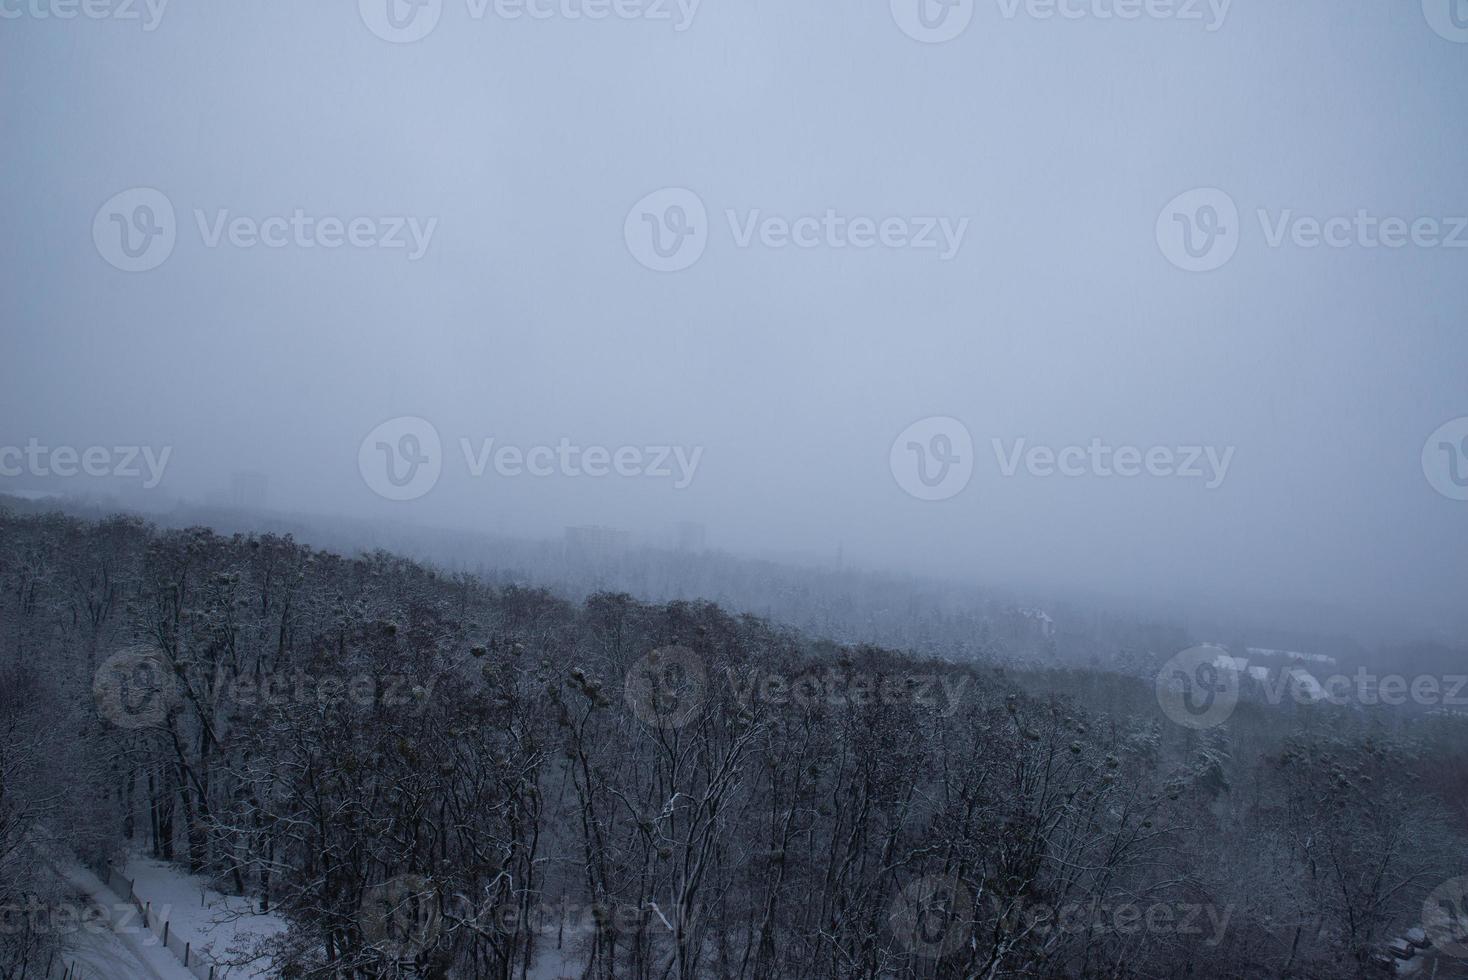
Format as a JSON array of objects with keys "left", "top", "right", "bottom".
[{"left": 1, "top": 508, "right": 1465, "bottom": 978}]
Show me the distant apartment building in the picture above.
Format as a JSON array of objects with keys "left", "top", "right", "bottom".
[
  {"left": 671, "top": 521, "right": 707, "bottom": 552},
  {"left": 230, "top": 471, "right": 269, "bottom": 510},
  {"left": 564, "top": 525, "right": 630, "bottom": 560}
]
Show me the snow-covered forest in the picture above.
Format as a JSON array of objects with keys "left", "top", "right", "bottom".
[
  {"left": 3, "top": 506, "right": 1466, "bottom": 978},
  {"left": 5, "top": 4, "right": 1468, "bottom": 976}
]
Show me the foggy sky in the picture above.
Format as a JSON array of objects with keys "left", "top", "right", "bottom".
[{"left": 2, "top": 0, "right": 1466, "bottom": 637}]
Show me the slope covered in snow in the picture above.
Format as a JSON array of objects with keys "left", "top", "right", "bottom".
[{"left": 121, "top": 854, "right": 286, "bottom": 979}]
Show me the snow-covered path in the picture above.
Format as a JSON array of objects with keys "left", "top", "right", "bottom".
[
  {"left": 122, "top": 854, "right": 285, "bottom": 979},
  {"left": 51, "top": 862, "right": 195, "bottom": 980}
]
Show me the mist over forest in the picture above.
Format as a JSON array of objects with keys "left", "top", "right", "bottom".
[{"left": 3, "top": 0, "right": 1468, "bottom": 977}]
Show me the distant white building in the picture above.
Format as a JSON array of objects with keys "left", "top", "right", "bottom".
[
  {"left": 1211, "top": 652, "right": 1328, "bottom": 702},
  {"left": 0, "top": 488, "right": 62, "bottom": 502},
  {"left": 1283, "top": 667, "right": 1327, "bottom": 701},
  {"left": 1248, "top": 646, "right": 1337, "bottom": 667},
  {"left": 1211, "top": 653, "right": 1250, "bottom": 672},
  {"left": 1019, "top": 608, "right": 1056, "bottom": 639}
]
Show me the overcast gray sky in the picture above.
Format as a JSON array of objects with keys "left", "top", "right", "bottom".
[{"left": 2, "top": 0, "right": 1465, "bottom": 635}]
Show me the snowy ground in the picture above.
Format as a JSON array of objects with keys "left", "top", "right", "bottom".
[
  {"left": 51, "top": 862, "right": 195, "bottom": 980},
  {"left": 111, "top": 854, "right": 653, "bottom": 979},
  {"left": 121, "top": 853, "right": 286, "bottom": 979}
]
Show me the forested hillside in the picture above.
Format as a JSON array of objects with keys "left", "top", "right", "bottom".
[{"left": 2, "top": 509, "right": 1465, "bottom": 978}]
